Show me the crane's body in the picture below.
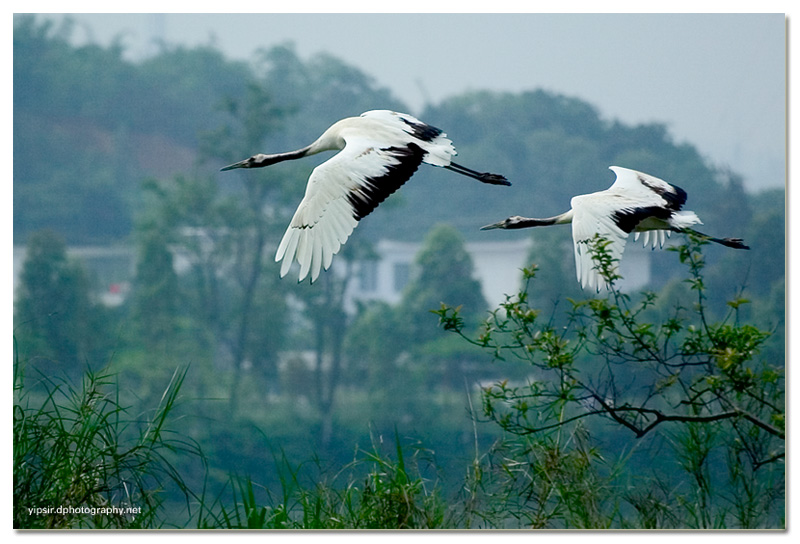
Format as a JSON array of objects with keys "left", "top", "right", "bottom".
[
  {"left": 482, "top": 166, "right": 748, "bottom": 291},
  {"left": 221, "top": 110, "right": 508, "bottom": 283}
]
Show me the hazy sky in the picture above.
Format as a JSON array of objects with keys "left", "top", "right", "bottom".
[{"left": 36, "top": 12, "right": 786, "bottom": 191}]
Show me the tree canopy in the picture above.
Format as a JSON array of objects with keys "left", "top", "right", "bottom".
[{"left": 14, "top": 14, "right": 775, "bottom": 255}]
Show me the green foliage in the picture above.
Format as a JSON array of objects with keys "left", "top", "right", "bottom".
[
  {"left": 434, "top": 234, "right": 784, "bottom": 528},
  {"left": 472, "top": 423, "right": 623, "bottom": 528},
  {"left": 198, "top": 432, "right": 448, "bottom": 529},
  {"left": 13, "top": 356, "right": 197, "bottom": 529},
  {"left": 131, "top": 228, "right": 179, "bottom": 353}
]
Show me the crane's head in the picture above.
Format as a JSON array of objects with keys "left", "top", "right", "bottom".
[
  {"left": 220, "top": 154, "right": 269, "bottom": 171},
  {"left": 480, "top": 216, "right": 526, "bottom": 230}
]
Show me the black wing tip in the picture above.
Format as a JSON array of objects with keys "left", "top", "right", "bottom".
[{"left": 399, "top": 116, "right": 443, "bottom": 141}]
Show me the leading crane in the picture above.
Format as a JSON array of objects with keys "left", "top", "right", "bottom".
[{"left": 221, "top": 110, "right": 509, "bottom": 283}]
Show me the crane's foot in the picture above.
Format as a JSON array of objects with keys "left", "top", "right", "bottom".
[{"left": 479, "top": 172, "right": 511, "bottom": 186}]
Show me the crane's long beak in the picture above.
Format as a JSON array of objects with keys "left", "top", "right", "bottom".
[
  {"left": 220, "top": 158, "right": 251, "bottom": 171},
  {"left": 480, "top": 220, "right": 506, "bottom": 231}
]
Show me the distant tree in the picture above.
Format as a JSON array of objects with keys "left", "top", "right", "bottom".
[
  {"left": 396, "top": 224, "right": 489, "bottom": 389},
  {"left": 130, "top": 228, "right": 179, "bottom": 354},
  {"left": 740, "top": 188, "right": 784, "bottom": 296},
  {"left": 400, "top": 224, "right": 488, "bottom": 344},
  {"left": 14, "top": 230, "right": 97, "bottom": 378},
  {"left": 138, "top": 171, "right": 288, "bottom": 411},
  {"left": 136, "top": 43, "right": 252, "bottom": 145},
  {"left": 13, "top": 15, "right": 128, "bottom": 121},
  {"left": 199, "top": 78, "right": 294, "bottom": 411},
  {"left": 343, "top": 296, "right": 436, "bottom": 432},
  {"left": 293, "top": 270, "right": 352, "bottom": 449},
  {"left": 13, "top": 15, "right": 253, "bottom": 244},
  {"left": 14, "top": 16, "right": 137, "bottom": 244},
  {"left": 135, "top": 74, "right": 297, "bottom": 416},
  {"left": 344, "top": 301, "right": 405, "bottom": 397}
]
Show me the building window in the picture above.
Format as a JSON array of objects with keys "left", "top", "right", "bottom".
[{"left": 358, "top": 260, "right": 378, "bottom": 292}]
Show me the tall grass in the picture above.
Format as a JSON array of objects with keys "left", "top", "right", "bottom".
[
  {"left": 13, "top": 343, "right": 199, "bottom": 529},
  {"left": 14, "top": 346, "right": 466, "bottom": 529},
  {"left": 197, "top": 429, "right": 453, "bottom": 529}
]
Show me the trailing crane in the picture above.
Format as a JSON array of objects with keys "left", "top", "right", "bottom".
[{"left": 481, "top": 166, "right": 748, "bottom": 291}]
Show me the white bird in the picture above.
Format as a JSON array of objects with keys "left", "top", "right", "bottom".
[
  {"left": 221, "top": 110, "right": 509, "bottom": 283},
  {"left": 481, "top": 166, "right": 749, "bottom": 291}
]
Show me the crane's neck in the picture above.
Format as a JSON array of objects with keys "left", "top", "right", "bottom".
[
  {"left": 248, "top": 146, "right": 313, "bottom": 167},
  {"left": 307, "top": 122, "right": 348, "bottom": 155},
  {"left": 253, "top": 118, "right": 354, "bottom": 168},
  {"left": 510, "top": 210, "right": 573, "bottom": 228},
  {"left": 247, "top": 129, "right": 344, "bottom": 169}
]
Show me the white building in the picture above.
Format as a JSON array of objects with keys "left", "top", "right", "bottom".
[
  {"left": 342, "top": 237, "right": 653, "bottom": 312},
  {"left": 13, "top": 235, "right": 653, "bottom": 312},
  {"left": 344, "top": 239, "right": 535, "bottom": 310}
]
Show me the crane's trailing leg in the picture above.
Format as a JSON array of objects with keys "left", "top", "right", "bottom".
[
  {"left": 677, "top": 228, "right": 750, "bottom": 249},
  {"left": 445, "top": 162, "right": 511, "bottom": 186}
]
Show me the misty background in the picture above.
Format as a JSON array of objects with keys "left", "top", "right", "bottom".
[
  {"left": 11, "top": 12, "right": 786, "bottom": 527},
  {"left": 44, "top": 12, "right": 786, "bottom": 192}
]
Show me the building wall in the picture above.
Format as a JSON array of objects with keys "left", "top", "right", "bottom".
[
  {"left": 13, "top": 236, "right": 653, "bottom": 312},
  {"left": 343, "top": 237, "right": 653, "bottom": 312},
  {"left": 344, "top": 238, "right": 535, "bottom": 311}
]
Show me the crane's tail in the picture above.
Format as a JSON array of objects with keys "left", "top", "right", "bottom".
[{"left": 670, "top": 210, "right": 702, "bottom": 229}]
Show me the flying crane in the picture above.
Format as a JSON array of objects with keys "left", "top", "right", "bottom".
[
  {"left": 221, "top": 110, "right": 509, "bottom": 283},
  {"left": 481, "top": 166, "right": 749, "bottom": 291}
]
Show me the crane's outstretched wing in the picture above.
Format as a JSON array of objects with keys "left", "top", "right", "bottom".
[
  {"left": 607, "top": 165, "right": 687, "bottom": 247},
  {"left": 571, "top": 167, "right": 691, "bottom": 290},
  {"left": 360, "top": 110, "right": 456, "bottom": 166},
  {"left": 570, "top": 193, "right": 632, "bottom": 291},
  {"left": 275, "top": 135, "right": 426, "bottom": 283},
  {"left": 607, "top": 166, "right": 686, "bottom": 206}
]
